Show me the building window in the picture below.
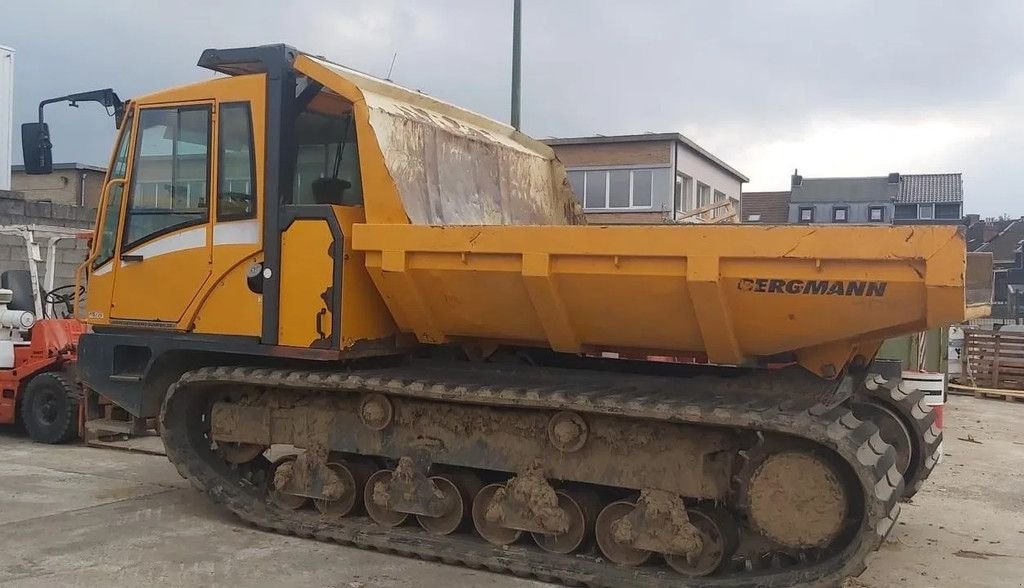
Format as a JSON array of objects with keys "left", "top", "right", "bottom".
[
  {"left": 919, "top": 204, "right": 935, "bottom": 220},
  {"left": 674, "top": 173, "right": 692, "bottom": 213},
  {"left": 832, "top": 206, "right": 848, "bottom": 223},
  {"left": 798, "top": 207, "right": 814, "bottom": 222},
  {"left": 696, "top": 182, "right": 711, "bottom": 208},
  {"left": 894, "top": 204, "right": 918, "bottom": 220},
  {"left": 572, "top": 167, "right": 666, "bottom": 210},
  {"left": 746, "top": 213, "right": 762, "bottom": 222},
  {"left": 935, "top": 203, "right": 961, "bottom": 220},
  {"left": 868, "top": 206, "right": 885, "bottom": 222}
]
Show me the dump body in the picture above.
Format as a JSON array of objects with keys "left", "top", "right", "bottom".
[{"left": 354, "top": 223, "right": 982, "bottom": 377}]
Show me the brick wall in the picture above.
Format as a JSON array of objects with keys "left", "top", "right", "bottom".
[
  {"left": 549, "top": 141, "right": 672, "bottom": 167},
  {"left": 0, "top": 190, "right": 96, "bottom": 289}
]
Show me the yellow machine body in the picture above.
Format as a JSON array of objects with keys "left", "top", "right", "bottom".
[{"left": 82, "top": 45, "right": 985, "bottom": 380}]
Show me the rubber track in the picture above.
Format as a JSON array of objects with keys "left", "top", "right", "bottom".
[
  {"left": 857, "top": 373, "right": 942, "bottom": 500},
  {"left": 161, "top": 364, "right": 905, "bottom": 588}
]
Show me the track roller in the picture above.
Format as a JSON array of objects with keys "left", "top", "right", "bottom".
[
  {"left": 595, "top": 500, "right": 653, "bottom": 566},
  {"left": 531, "top": 489, "right": 598, "bottom": 554},
  {"left": 663, "top": 507, "right": 738, "bottom": 577},
  {"left": 364, "top": 469, "right": 410, "bottom": 527},
  {"left": 472, "top": 483, "right": 524, "bottom": 546},
  {"left": 417, "top": 472, "right": 481, "bottom": 536},
  {"left": 269, "top": 455, "right": 308, "bottom": 510},
  {"left": 314, "top": 461, "right": 373, "bottom": 517}
]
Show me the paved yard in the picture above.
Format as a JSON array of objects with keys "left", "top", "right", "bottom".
[{"left": 1, "top": 395, "right": 1022, "bottom": 587}]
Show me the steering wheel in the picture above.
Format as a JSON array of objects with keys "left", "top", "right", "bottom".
[{"left": 44, "top": 284, "right": 86, "bottom": 319}]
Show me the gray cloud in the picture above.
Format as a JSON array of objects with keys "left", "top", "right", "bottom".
[{"left": 5, "top": 0, "right": 1021, "bottom": 215}]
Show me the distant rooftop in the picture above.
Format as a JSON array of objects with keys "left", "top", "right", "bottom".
[
  {"left": 545, "top": 132, "right": 749, "bottom": 183},
  {"left": 12, "top": 162, "right": 106, "bottom": 173},
  {"left": 741, "top": 191, "right": 791, "bottom": 223},
  {"left": 897, "top": 173, "right": 963, "bottom": 204},
  {"left": 977, "top": 219, "right": 1024, "bottom": 263},
  {"left": 790, "top": 171, "right": 963, "bottom": 204},
  {"left": 791, "top": 175, "right": 899, "bottom": 203}
]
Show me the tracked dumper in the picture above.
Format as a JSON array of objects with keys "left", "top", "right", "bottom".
[{"left": 26, "top": 45, "right": 988, "bottom": 586}]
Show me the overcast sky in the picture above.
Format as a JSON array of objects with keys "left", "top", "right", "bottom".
[{"left": 4, "top": 0, "right": 1022, "bottom": 215}]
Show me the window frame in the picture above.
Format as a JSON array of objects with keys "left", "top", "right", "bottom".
[
  {"left": 918, "top": 203, "right": 935, "bottom": 220},
  {"left": 93, "top": 110, "right": 135, "bottom": 269},
  {"left": 868, "top": 205, "right": 885, "bottom": 223},
  {"left": 696, "top": 181, "right": 711, "bottom": 208},
  {"left": 122, "top": 104, "right": 213, "bottom": 252},
  {"left": 216, "top": 101, "right": 258, "bottom": 222},
  {"left": 798, "top": 206, "right": 815, "bottom": 223},
  {"left": 934, "top": 202, "right": 961, "bottom": 220},
  {"left": 894, "top": 203, "right": 918, "bottom": 220},
  {"left": 832, "top": 206, "right": 849, "bottom": 223},
  {"left": 674, "top": 172, "right": 693, "bottom": 214},
  {"left": 575, "top": 166, "right": 662, "bottom": 211}
]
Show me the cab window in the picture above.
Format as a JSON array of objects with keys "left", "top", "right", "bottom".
[
  {"left": 124, "top": 106, "right": 211, "bottom": 248},
  {"left": 217, "top": 103, "right": 256, "bottom": 220},
  {"left": 94, "top": 111, "right": 134, "bottom": 268},
  {"left": 291, "top": 92, "right": 362, "bottom": 206}
]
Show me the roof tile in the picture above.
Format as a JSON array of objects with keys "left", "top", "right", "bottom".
[{"left": 897, "top": 173, "right": 963, "bottom": 204}]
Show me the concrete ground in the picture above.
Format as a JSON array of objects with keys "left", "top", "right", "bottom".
[{"left": 1, "top": 395, "right": 1022, "bottom": 588}]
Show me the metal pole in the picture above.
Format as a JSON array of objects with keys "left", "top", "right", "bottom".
[{"left": 511, "top": 0, "right": 522, "bottom": 130}]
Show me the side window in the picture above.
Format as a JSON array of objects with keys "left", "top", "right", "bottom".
[
  {"left": 94, "top": 112, "right": 134, "bottom": 268},
  {"left": 218, "top": 103, "right": 256, "bottom": 220},
  {"left": 292, "top": 105, "right": 362, "bottom": 206},
  {"left": 124, "top": 106, "right": 211, "bottom": 248}
]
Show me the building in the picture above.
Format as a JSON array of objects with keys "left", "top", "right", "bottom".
[
  {"left": 544, "top": 133, "right": 748, "bottom": 224},
  {"left": 739, "top": 190, "right": 790, "bottom": 224},
  {"left": 786, "top": 171, "right": 963, "bottom": 224},
  {"left": 739, "top": 171, "right": 963, "bottom": 225},
  {"left": 893, "top": 173, "right": 964, "bottom": 223},
  {"left": 11, "top": 162, "right": 107, "bottom": 208}
]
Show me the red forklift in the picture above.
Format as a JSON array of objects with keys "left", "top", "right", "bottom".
[{"left": 0, "top": 224, "right": 88, "bottom": 443}]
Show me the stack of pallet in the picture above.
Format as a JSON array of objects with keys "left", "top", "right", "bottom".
[{"left": 958, "top": 327, "right": 1024, "bottom": 401}]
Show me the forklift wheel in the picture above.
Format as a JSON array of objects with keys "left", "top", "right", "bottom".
[{"left": 20, "top": 372, "right": 79, "bottom": 444}]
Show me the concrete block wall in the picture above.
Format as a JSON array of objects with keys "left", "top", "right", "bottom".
[{"left": 0, "top": 190, "right": 96, "bottom": 290}]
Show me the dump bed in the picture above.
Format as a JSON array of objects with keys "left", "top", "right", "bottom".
[{"left": 353, "top": 223, "right": 987, "bottom": 378}]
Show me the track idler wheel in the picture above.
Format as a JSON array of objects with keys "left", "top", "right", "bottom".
[
  {"left": 269, "top": 455, "right": 308, "bottom": 510},
  {"left": 743, "top": 450, "right": 848, "bottom": 550},
  {"left": 314, "top": 461, "right": 373, "bottom": 518}
]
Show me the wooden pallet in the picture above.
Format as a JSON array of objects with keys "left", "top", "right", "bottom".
[
  {"left": 949, "top": 382, "right": 1024, "bottom": 402},
  {"left": 961, "top": 328, "right": 1024, "bottom": 391}
]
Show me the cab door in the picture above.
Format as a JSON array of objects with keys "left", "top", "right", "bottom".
[{"left": 109, "top": 103, "right": 214, "bottom": 325}]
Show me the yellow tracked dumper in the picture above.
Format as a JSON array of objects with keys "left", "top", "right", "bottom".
[{"left": 22, "top": 45, "right": 989, "bottom": 586}]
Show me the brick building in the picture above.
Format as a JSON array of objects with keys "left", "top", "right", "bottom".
[
  {"left": 544, "top": 133, "right": 747, "bottom": 224},
  {"left": 11, "top": 162, "right": 107, "bottom": 208}
]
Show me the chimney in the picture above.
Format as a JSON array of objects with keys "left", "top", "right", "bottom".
[
  {"left": 791, "top": 169, "right": 803, "bottom": 187},
  {"left": 966, "top": 213, "right": 981, "bottom": 225},
  {"left": 887, "top": 172, "right": 901, "bottom": 184}
]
